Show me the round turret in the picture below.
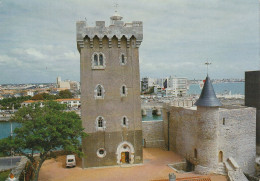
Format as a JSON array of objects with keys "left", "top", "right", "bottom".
[
  {"left": 110, "top": 11, "right": 123, "bottom": 21},
  {"left": 194, "top": 75, "right": 222, "bottom": 173}
]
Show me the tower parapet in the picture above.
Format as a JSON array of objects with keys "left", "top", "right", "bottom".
[{"left": 76, "top": 16, "right": 143, "bottom": 51}]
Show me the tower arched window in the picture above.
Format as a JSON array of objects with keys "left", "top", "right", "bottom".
[
  {"left": 94, "top": 84, "right": 105, "bottom": 99},
  {"left": 94, "top": 54, "right": 98, "bottom": 66},
  {"left": 98, "top": 117, "right": 103, "bottom": 128},
  {"left": 99, "top": 54, "right": 103, "bottom": 66},
  {"left": 119, "top": 53, "right": 127, "bottom": 65},
  {"left": 97, "top": 85, "right": 102, "bottom": 96},
  {"left": 92, "top": 52, "right": 106, "bottom": 69},
  {"left": 120, "top": 85, "right": 127, "bottom": 97},
  {"left": 96, "top": 116, "right": 106, "bottom": 131}
]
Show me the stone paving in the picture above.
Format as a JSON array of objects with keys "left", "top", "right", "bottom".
[
  {"left": 0, "top": 156, "right": 21, "bottom": 171},
  {"left": 39, "top": 148, "right": 227, "bottom": 181}
]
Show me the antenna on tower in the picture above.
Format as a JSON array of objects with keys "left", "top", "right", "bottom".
[
  {"left": 205, "top": 60, "right": 212, "bottom": 75},
  {"left": 113, "top": 2, "right": 119, "bottom": 13}
]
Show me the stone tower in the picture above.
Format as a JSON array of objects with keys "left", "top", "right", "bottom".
[
  {"left": 194, "top": 75, "right": 222, "bottom": 173},
  {"left": 76, "top": 12, "right": 143, "bottom": 168}
]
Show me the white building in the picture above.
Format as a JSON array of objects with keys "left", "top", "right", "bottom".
[
  {"left": 57, "top": 76, "right": 71, "bottom": 89},
  {"left": 56, "top": 76, "right": 80, "bottom": 91},
  {"left": 165, "top": 76, "right": 188, "bottom": 97},
  {"left": 22, "top": 98, "right": 81, "bottom": 108},
  {"left": 142, "top": 76, "right": 188, "bottom": 97}
]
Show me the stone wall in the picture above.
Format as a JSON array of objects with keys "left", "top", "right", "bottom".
[
  {"left": 162, "top": 106, "right": 200, "bottom": 164},
  {"left": 142, "top": 120, "right": 165, "bottom": 148},
  {"left": 162, "top": 103, "right": 256, "bottom": 175},
  {"left": 218, "top": 107, "right": 256, "bottom": 175}
]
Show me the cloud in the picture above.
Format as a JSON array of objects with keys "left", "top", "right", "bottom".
[
  {"left": 0, "top": 54, "right": 21, "bottom": 66},
  {"left": 25, "top": 48, "right": 46, "bottom": 59},
  {"left": 0, "top": 0, "right": 258, "bottom": 84}
]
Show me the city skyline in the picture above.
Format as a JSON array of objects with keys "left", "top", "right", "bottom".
[{"left": 0, "top": 0, "right": 259, "bottom": 84}]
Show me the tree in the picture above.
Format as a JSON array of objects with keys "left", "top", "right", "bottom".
[
  {"left": 0, "top": 96, "right": 31, "bottom": 109},
  {"left": 31, "top": 93, "right": 57, "bottom": 100},
  {"left": 58, "top": 89, "right": 73, "bottom": 99},
  {"left": 31, "top": 94, "right": 44, "bottom": 100},
  {"left": 144, "top": 86, "right": 155, "bottom": 94},
  {"left": 0, "top": 101, "right": 86, "bottom": 181}
]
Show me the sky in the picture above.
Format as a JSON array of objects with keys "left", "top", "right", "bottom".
[{"left": 0, "top": 0, "right": 259, "bottom": 84}]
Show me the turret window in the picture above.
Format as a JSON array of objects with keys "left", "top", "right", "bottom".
[
  {"left": 119, "top": 53, "right": 127, "bottom": 65},
  {"left": 194, "top": 149, "right": 198, "bottom": 159},
  {"left": 92, "top": 52, "right": 106, "bottom": 69},
  {"left": 94, "top": 84, "right": 105, "bottom": 99}
]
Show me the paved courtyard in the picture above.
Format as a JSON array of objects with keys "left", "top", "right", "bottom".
[{"left": 39, "top": 148, "right": 227, "bottom": 181}]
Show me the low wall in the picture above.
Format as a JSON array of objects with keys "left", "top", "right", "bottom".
[{"left": 142, "top": 120, "right": 165, "bottom": 148}]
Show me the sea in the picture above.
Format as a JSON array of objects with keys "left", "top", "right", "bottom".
[
  {"left": 188, "top": 82, "right": 244, "bottom": 95},
  {"left": 0, "top": 82, "right": 245, "bottom": 139}
]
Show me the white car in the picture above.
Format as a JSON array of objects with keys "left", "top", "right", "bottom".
[{"left": 66, "top": 155, "right": 76, "bottom": 168}]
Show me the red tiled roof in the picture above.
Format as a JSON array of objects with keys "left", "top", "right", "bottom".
[
  {"left": 56, "top": 98, "right": 80, "bottom": 101},
  {"left": 23, "top": 98, "right": 80, "bottom": 104},
  {"left": 152, "top": 176, "right": 211, "bottom": 181}
]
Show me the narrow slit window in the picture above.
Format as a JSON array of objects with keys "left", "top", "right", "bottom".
[
  {"left": 122, "top": 86, "right": 126, "bottom": 94},
  {"left": 123, "top": 117, "right": 126, "bottom": 125},
  {"left": 121, "top": 54, "right": 125, "bottom": 64},
  {"left": 223, "top": 118, "right": 225, "bottom": 125}
]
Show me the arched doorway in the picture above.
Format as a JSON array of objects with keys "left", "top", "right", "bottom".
[
  {"left": 116, "top": 141, "right": 134, "bottom": 164},
  {"left": 218, "top": 151, "right": 223, "bottom": 162}
]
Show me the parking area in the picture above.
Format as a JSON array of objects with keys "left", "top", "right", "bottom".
[{"left": 39, "top": 148, "right": 227, "bottom": 181}]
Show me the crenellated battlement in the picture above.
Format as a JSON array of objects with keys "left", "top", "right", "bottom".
[{"left": 76, "top": 18, "right": 143, "bottom": 51}]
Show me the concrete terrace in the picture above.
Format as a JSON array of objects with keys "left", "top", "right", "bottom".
[{"left": 39, "top": 148, "right": 227, "bottom": 181}]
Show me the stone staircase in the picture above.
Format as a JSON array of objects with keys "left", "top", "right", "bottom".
[
  {"left": 225, "top": 157, "right": 248, "bottom": 181},
  {"left": 216, "top": 162, "right": 227, "bottom": 175}
]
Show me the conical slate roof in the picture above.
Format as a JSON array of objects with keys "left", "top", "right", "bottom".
[{"left": 194, "top": 75, "right": 222, "bottom": 107}]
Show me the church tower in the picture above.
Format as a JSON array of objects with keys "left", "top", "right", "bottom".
[{"left": 76, "top": 12, "right": 143, "bottom": 167}]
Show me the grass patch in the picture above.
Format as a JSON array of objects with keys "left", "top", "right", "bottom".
[{"left": 0, "top": 170, "right": 10, "bottom": 180}]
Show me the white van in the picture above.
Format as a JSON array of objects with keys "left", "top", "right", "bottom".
[{"left": 66, "top": 155, "right": 76, "bottom": 167}]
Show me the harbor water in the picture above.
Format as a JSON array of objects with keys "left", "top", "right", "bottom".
[
  {"left": 0, "top": 122, "right": 20, "bottom": 139},
  {"left": 0, "top": 82, "right": 245, "bottom": 139}
]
